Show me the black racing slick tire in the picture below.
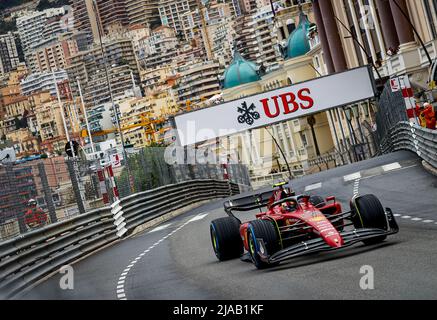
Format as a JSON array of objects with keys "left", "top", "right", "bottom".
[
  {"left": 247, "top": 220, "right": 280, "bottom": 269},
  {"left": 210, "top": 217, "right": 243, "bottom": 261},
  {"left": 350, "top": 194, "right": 388, "bottom": 245},
  {"left": 309, "top": 195, "right": 326, "bottom": 208}
]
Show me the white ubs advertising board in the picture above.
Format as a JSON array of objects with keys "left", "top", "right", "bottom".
[{"left": 174, "top": 66, "right": 375, "bottom": 146}]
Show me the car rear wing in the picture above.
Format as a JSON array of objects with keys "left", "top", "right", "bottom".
[{"left": 224, "top": 190, "right": 275, "bottom": 215}]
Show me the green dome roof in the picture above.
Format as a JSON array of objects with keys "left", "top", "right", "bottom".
[
  {"left": 223, "top": 51, "right": 261, "bottom": 89},
  {"left": 286, "top": 12, "right": 311, "bottom": 59}
]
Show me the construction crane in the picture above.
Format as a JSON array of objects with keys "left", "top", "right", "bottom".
[{"left": 80, "top": 114, "right": 168, "bottom": 139}]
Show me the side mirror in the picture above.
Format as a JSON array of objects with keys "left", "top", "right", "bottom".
[{"left": 326, "top": 196, "right": 336, "bottom": 203}]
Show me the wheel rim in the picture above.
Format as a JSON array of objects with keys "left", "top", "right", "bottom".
[
  {"left": 210, "top": 225, "right": 218, "bottom": 254},
  {"left": 249, "top": 232, "right": 256, "bottom": 256}
]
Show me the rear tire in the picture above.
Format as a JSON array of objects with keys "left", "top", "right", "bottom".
[
  {"left": 210, "top": 217, "right": 243, "bottom": 261},
  {"left": 350, "top": 194, "right": 388, "bottom": 245},
  {"left": 247, "top": 220, "right": 280, "bottom": 269}
]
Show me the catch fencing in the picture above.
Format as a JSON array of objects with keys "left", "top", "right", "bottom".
[
  {"left": 0, "top": 147, "right": 251, "bottom": 242},
  {"left": 376, "top": 79, "right": 437, "bottom": 169},
  {"left": 380, "top": 121, "right": 437, "bottom": 168}
]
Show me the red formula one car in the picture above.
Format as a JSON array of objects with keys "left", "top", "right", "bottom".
[{"left": 210, "top": 182, "right": 399, "bottom": 269}]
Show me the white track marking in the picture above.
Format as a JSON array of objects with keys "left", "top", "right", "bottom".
[
  {"left": 344, "top": 172, "right": 361, "bottom": 182},
  {"left": 305, "top": 183, "right": 322, "bottom": 192},
  {"left": 116, "top": 213, "right": 208, "bottom": 300},
  {"left": 382, "top": 162, "right": 402, "bottom": 172},
  {"left": 148, "top": 223, "right": 172, "bottom": 234},
  {"left": 398, "top": 216, "right": 436, "bottom": 225},
  {"left": 188, "top": 213, "right": 209, "bottom": 222},
  {"left": 353, "top": 179, "right": 361, "bottom": 196}
]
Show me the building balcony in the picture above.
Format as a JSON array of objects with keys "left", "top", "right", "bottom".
[
  {"left": 383, "top": 39, "right": 437, "bottom": 76},
  {"left": 309, "top": 34, "right": 320, "bottom": 51}
]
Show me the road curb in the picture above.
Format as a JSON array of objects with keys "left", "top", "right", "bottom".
[{"left": 422, "top": 160, "right": 437, "bottom": 177}]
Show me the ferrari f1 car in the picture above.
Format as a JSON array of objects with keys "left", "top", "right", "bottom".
[{"left": 210, "top": 182, "right": 399, "bottom": 269}]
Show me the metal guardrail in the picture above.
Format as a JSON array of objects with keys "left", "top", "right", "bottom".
[
  {"left": 0, "top": 179, "right": 240, "bottom": 299},
  {"left": 380, "top": 121, "right": 437, "bottom": 169}
]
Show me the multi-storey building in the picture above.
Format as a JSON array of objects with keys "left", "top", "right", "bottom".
[
  {"left": 105, "top": 24, "right": 150, "bottom": 55},
  {"left": 95, "top": 0, "right": 129, "bottom": 32},
  {"left": 16, "top": 8, "right": 67, "bottom": 58},
  {"left": 16, "top": 11, "right": 47, "bottom": 56},
  {"left": 0, "top": 32, "right": 20, "bottom": 75},
  {"left": 234, "top": 14, "right": 258, "bottom": 62},
  {"left": 34, "top": 100, "right": 68, "bottom": 155},
  {"left": 158, "top": 0, "right": 197, "bottom": 40},
  {"left": 6, "top": 128, "right": 40, "bottom": 158},
  {"left": 66, "top": 39, "right": 141, "bottom": 107},
  {"left": 70, "top": 0, "right": 101, "bottom": 45},
  {"left": 125, "top": 0, "right": 160, "bottom": 29},
  {"left": 173, "top": 60, "right": 222, "bottom": 110},
  {"left": 137, "top": 26, "right": 178, "bottom": 70},
  {"left": 179, "top": 1, "right": 233, "bottom": 61},
  {"left": 20, "top": 70, "right": 68, "bottom": 97},
  {"left": 233, "top": 6, "right": 283, "bottom": 71},
  {"left": 27, "top": 36, "right": 79, "bottom": 73},
  {"left": 250, "top": 6, "right": 283, "bottom": 70}
]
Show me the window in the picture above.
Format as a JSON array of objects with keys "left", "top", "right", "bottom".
[
  {"left": 314, "top": 56, "right": 320, "bottom": 68},
  {"left": 424, "top": 0, "right": 437, "bottom": 39},
  {"left": 300, "top": 133, "right": 308, "bottom": 147}
]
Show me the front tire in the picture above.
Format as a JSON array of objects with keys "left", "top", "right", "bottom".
[
  {"left": 350, "top": 194, "right": 388, "bottom": 245},
  {"left": 247, "top": 220, "right": 280, "bottom": 269},
  {"left": 210, "top": 217, "right": 243, "bottom": 261}
]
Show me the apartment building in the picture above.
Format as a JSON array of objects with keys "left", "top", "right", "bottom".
[
  {"left": 20, "top": 70, "right": 68, "bottom": 96},
  {"left": 34, "top": 100, "right": 68, "bottom": 155},
  {"left": 137, "top": 26, "right": 179, "bottom": 70},
  {"left": 96, "top": 0, "right": 129, "bottom": 32},
  {"left": 0, "top": 32, "right": 20, "bottom": 75},
  {"left": 27, "top": 37, "right": 79, "bottom": 73},
  {"left": 16, "top": 8, "right": 66, "bottom": 57},
  {"left": 66, "top": 39, "right": 140, "bottom": 107},
  {"left": 249, "top": 6, "right": 283, "bottom": 70},
  {"left": 70, "top": 0, "right": 101, "bottom": 45},
  {"left": 173, "top": 60, "right": 222, "bottom": 110},
  {"left": 158, "top": 0, "right": 197, "bottom": 40},
  {"left": 125, "top": 0, "right": 160, "bottom": 29}
]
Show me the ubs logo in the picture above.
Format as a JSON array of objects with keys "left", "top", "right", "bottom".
[{"left": 237, "top": 102, "right": 260, "bottom": 126}]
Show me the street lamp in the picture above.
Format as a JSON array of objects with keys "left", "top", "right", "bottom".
[{"left": 307, "top": 115, "right": 321, "bottom": 157}]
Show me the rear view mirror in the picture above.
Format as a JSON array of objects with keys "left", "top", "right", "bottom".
[{"left": 326, "top": 196, "right": 336, "bottom": 203}]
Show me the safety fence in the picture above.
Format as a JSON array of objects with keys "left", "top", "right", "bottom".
[
  {"left": 0, "top": 147, "right": 251, "bottom": 241},
  {"left": 0, "top": 179, "right": 240, "bottom": 299},
  {"left": 0, "top": 157, "right": 100, "bottom": 241},
  {"left": 380, "top": 121, "right": 437, "bottom": 169}
]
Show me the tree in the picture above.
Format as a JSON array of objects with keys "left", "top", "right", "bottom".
[
  {"left": 0, "top": 19, "right": 17, "bottom": 33},
  {"left": 0, "top": 0, "right": 27, "bottom": 11},
  {"left": 36, "top": 0, "right": 70, "bottom": 11}
]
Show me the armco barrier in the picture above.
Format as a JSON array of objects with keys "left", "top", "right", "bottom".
[
  {"left": 0, "top": 179, "right": 240, "bottom": 299},
  {"left": 380, "top": 121, "right": 437, "bottom": 169}
]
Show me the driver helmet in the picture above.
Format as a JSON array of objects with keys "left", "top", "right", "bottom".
[{"left": 28, "top": 199, "right": 37, "bottom": 206}]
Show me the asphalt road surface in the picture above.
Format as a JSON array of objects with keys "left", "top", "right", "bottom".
[{"left": 22, "top": 151, "right": 437, "bottom": 300}]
